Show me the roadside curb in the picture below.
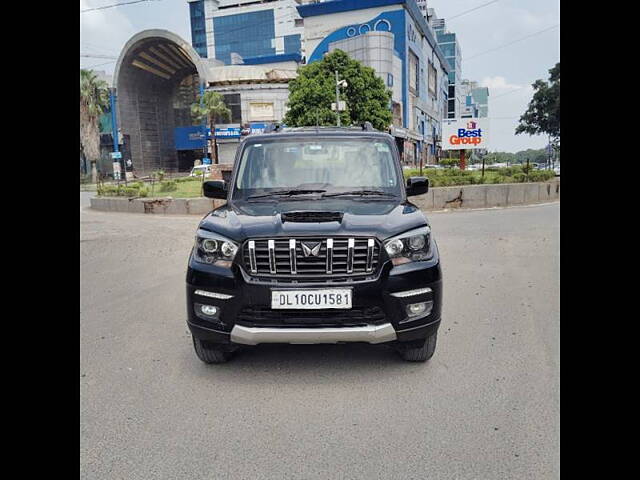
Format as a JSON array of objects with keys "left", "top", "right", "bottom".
[
  {"left": 90, "top": 179, "right": 559, "bottom": 215},
  {"left": 89, "top": 196, "right": 226, "bottom": 215}
]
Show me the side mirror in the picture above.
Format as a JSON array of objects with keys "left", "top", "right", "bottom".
[
  {"left": 406, "top": 176, "right": 429, "bottom": 197},
  {"left": 203, "top": 180, "right": 227, "bottom": 199}
]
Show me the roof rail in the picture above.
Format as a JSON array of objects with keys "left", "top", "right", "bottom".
[
  {"left": 264, "top": 122, "right": 282, "bottom": 133},
  {"left": 361, "top": 121, "right": 375, "bottom": 131}
]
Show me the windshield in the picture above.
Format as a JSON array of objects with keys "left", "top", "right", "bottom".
[{"left": 232, "top": 138, "right": 401, "bottom": 200}]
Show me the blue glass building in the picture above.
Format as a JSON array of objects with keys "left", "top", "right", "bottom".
[{"left": 187, "top": 0, "right": 304, "bottom": 65}]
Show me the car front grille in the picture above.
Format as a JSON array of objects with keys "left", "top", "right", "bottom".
[
  {"left": 236, "top": 306, "right": 386, "bottom": 327},
  {"left": 241, "top": 237, "right": 381, "bottom": 278}
]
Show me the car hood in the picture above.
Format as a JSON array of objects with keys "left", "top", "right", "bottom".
[{"left": 198, "top": 199, "right": 428, "bottom": 242}]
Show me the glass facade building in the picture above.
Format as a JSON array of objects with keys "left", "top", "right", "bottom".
[
  {"left": 189, "top": 0, "right": 207, "bottom": 58},
  {"left": 214, "top": 10, "right": 276, "bottom": 64},
  {"left": 188, "top": 0, "right": 304, "bottom": 65}
]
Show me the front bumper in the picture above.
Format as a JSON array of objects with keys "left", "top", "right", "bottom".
[{"left": 186, "top": 248, "right": 442, "bottom": 346}]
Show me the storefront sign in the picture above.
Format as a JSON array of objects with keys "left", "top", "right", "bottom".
[{"left": 249, "top": 102, "right": 274, "bottom": 121}]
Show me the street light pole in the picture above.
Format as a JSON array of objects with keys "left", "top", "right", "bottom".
[
  {"left": 335, "top": 70, "right": 341, "bottom": 127},
  {"left": 109, "top": 87, "right": 126, "bottom": 185}
]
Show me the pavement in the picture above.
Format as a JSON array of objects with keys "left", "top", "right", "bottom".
[{"left": 80, "top": 195, "right": 559, "bottom": 479}]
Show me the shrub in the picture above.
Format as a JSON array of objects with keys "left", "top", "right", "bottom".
[
  {"left": 159, "top": 180, "right": 177, "bottom": 192},
  {"left": 97, "top": 183, "right": 148, "bottom": 197},
  {"left": 440, "top": 158, "right": 459, "bottom": 168},
  {"left": 512, "top": 173, "right": 527, "bottom": 183},
  {"left": 528, "top": 170, "right": 555, "bottom": 182}
]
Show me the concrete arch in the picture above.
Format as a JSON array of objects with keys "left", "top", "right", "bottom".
[{"left": 114, "top": 30, "right": 208, "bottom": 173}]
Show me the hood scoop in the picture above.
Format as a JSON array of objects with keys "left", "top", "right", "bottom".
[{"left": 281, "top": 211, "right": 343, "bottom": 223}]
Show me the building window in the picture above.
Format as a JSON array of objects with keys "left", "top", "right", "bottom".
[
  {"left": 284, "top": 34, "right": 301, "bottom": 54},
  {"left": 189, "top": 0, "right": 207, "bottom": 58},
  {"left": 294, "top": 18, "right": 303, "bottom": 27},
  {"left": 408, "top": 50, "right": 419, "bottom": 96},
  {"left": 387, "top": 73, "right": 393, "bottom": 87},
  {"left": 222, "top": 94, "right": 242, "bottom": 124},
  {"left": 214, "top": 10, "right": 276, "bottom": 64},
  {"left": 428, "top": 63, "right": 437, "bottom": 99}
]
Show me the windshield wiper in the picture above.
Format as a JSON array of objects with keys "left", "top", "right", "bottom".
[
  {"left": 321, "top": 190, "right": 395, "bottom": 198},
  {"left": 248, "top": 189, "right": 326, "bottom": 200}
]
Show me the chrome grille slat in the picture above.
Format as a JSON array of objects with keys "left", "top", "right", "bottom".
[
  {"left": 248, "top": 240, "right": 257, "bottom": 274},
  {"left": 243, "top": 237, "right": 380, "bottom": 279},
  {"left": 289, "top": 239, "right": 297, "bottom": 274},
  {"left": 268, "top": 240, "right": 276, "bottom": 274}
]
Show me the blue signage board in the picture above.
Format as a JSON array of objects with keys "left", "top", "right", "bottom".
[
  {"left": 111, "top": 151, "right": 122, "bottom": 159},
  {"left": 214, "top": 127, "right": 241, "bottom": 138},
  {"left": 249, "top": 123, "right": 267, "bottom": 135},
  {"left": 174, "top": 126, "right": 206, "bottom": 151}
]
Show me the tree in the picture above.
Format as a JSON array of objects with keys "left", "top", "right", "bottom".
[
  {"left": 191, "top": 91, "right": 231, "bottom": 165},
  {"left": 515, "top": 63, "right": 560, "bottom": 147},
  {"left": 284, "top": 50, "right": 392, "bottom": 131},
  {"left": 80, "top": 69, "right": 110, "bottom": 182}
]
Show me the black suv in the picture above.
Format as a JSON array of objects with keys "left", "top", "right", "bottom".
[{"left": 186, "top": 127, "right": 442, "bottom": 363}]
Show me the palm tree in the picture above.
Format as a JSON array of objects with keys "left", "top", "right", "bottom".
[
  {"left": 191, "top": 91, "right": 231, "bottom": 165},
  {"left": 80, "top": 69, "right": 109, "bottom": 182}
]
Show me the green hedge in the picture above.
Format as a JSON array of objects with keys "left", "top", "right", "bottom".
[
  {"left": 404, "top": 166, "right": 555, "bottom": 187},
  {"left": 97, "top": 184, "right": 148, "bottom": 197}
]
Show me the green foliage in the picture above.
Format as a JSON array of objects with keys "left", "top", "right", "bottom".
[
  {"left": 159, "top": 180, "right": 177, "bottom": 192},
  {"left": 439, "top": 158, "right": 459, "bottom": 168},
  {"left": 191, "top": 91, "right": 231, "bottom": 125},
  {"left": 403, "top": 166, "right": 556, "bottom": 187},
  {"left": 80, "top": 69, "right": 110, "bottom": 163},
  {"left": 283, "top": 50, "right": 393, "bottom": 131},
  {"left": 516, "top": 62, "right": 560, "bottom": 144},
  {"left": 151, "top": 170, "right": 165, "bottom": 181},
  {"left": 97, "top": 182, "right": 148, "bottom": 197}
]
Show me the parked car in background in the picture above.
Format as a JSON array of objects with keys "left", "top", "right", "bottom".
[{"left": 190, "top": 165, "right": 212, "bottom": 177}]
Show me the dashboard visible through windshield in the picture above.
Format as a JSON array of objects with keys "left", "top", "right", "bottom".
[{"left": 232, "top": 137, "right": 401, "bottom": 201}]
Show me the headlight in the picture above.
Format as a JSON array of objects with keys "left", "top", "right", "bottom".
[
  {"left": 193, "top": 229, "right": 238, "bottom": 267},
  {"left": 384, "top": 226, "right": 432, "bottom": 265}
]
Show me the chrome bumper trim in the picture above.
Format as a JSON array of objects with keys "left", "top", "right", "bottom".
[{"left": 230, "top": 323, "right": 397, "bottom": 345}]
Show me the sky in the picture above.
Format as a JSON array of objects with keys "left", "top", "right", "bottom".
[{"left": 80, "top": 0, "right": 560, "bottom": 152}]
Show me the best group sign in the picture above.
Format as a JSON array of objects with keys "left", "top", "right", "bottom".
[{"left": 441, "top": 118, "right": 490, "bottom": 150}]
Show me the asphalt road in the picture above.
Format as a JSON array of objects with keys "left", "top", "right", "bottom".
[{"left": 80, "top": 196, "right": 559, "bottom": 479}]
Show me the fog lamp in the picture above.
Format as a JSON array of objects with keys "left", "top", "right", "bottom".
[
  {"left": 200, "top": 305, "right": 218, "bottom": 316},
  {"left": 406, "top": 301, "right": 433, "bottom": 317}
]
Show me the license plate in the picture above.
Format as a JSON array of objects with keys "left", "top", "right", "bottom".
[{"left": 271, "top": 289, "right": 352, "bottom": 309}]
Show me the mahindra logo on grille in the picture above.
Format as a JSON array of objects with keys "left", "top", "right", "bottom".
[{"left": 301, "top": 242, "right": 321, "bottom": 257}]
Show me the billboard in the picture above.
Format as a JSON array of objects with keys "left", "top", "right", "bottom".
[{"left": 441, "top": 118, "right": 489, "bottom": 150}]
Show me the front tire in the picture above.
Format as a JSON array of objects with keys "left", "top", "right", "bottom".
[
  {"left": 397, "top": 332, "right": 437, "bottom": 362},
  {"left": 192, "top": 337, "right": 233, "bottom": 364}
]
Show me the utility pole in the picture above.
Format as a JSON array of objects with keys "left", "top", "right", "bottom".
[{"left": 335, "top": 70, "right": 341, "bottom": 127}]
